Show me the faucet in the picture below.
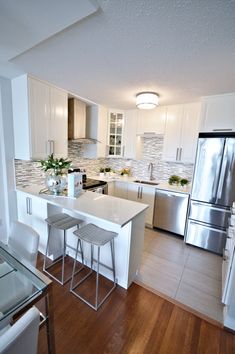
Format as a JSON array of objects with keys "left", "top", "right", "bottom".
[{"left": 148, "top": 163, "right": 154, "bottom": 180}]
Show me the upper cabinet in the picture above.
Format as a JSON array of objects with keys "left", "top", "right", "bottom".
[
  {"left": 123, "top": 110, "right": 142, "bottom": 160},
  {"left": 200, "top": 93, "right": 235, "bottom": 132},
  {"left": 107, "top": 110, "right": 125, "bottom": 157},
  {"left": 12, "top": 75, "right": 68, "bottom": 160},
  {"left": 163, "top": 102, "right": 201, "bottom": 163},
  {"left": 137, "top": 106, "right": 166, "bottom": 135}
]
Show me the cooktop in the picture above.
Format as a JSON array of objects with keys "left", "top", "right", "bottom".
[{"left": 82, "top": 178, "right": 107, "bottom": 190}]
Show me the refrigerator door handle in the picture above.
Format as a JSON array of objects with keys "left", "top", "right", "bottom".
[
  {"left": 217, "top": 150, "right": 228, "bottom": 200},
  {"left": 191, "top": 201, "right": 231, "bottom": 213}
]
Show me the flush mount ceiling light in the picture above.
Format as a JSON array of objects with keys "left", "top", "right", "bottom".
[{"left": 136, "top": 92, "right": 159, "bottom": 109}]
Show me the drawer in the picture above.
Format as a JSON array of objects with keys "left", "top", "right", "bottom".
[
  {"left": 189, "top": 201, "right": 231, "bottom": 229},
  {"left": 186, "top": 219, "right": 226, "bottom": 254}
]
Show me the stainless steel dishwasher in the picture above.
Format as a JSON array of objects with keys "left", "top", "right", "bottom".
[{"left": 153, "top": 189, "right": 189, "bottom": 236}]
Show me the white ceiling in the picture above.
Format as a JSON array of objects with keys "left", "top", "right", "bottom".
[{"left": 1, "top": 0, "right": 235, "bottom": 109}]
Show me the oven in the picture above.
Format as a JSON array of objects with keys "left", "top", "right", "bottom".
[
  {"left": 82, "top": 178, "right": 108, "bottom": 194},
  {"left": 88, "top": 184, "right": 108, "bottom": 194}
]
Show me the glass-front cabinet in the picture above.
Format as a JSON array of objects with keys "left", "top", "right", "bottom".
[{"left": 108, "top": 110, "right": 124, "bottom": 157}]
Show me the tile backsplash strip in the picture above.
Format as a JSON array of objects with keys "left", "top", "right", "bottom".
[
  {"left": 15, "top": 137, "right": 194, "bottom": 187},
  {"left": 107, "top": 136, "right": 194, "bottom": 181}
]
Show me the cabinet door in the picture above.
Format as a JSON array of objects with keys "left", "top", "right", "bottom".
[
  {"left": 49, "top": 87, "right": 68, "bottom": 158},
  {"left": 137, "top": 106, "right": 166, "bottom": 134},
  {"left": 114, "top": 181, "right": 128, "bottom": 199},
  {"left": 139, "top": 185, "right": 155, "bottom": 225},
  {"left": 123, "top": 110, "right": 142, "bottom": 159},
  {"left": 180, "top": 102, "right": 201, "bottom": 163},
  {"left": 17, "top": 192, "right": 48, "bottom": 254},
  {"left": 17, "top": 192, "right": 32, "bottom": 226},
  {"left": 162, "top": 105, "right": 183, "bottom": 162},
  {"left": 200, "top": 94, "right": 235, "bottom": 132},
  {"left": 108, "top": 110, "right": 124, "bottom": 157},
  {"left": 107, "top": 181, "right": 115, "bottom": 196},
  {"left": 128, "top": 184, "right": 154, "bottom": 225},
  {"left": 29, "top": 77, "right": 50, "bottom": 159},
  {"left": 127, "top": 183, "right": 140, "bottom": 202}
]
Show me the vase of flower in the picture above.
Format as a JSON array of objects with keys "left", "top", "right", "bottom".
[
  {"left": 40, "top": 154, "right": 72, "bottom": 195},
  {"left": 45, "top": 173, "right": 67, "bottom": 194}
]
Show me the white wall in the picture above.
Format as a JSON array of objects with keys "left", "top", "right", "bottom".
[{"left": 0, "top": 77, "right": 17, "bottom": 241}]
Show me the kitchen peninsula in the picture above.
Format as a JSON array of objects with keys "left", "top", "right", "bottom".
[{"left": 16, "top": 185, "right": 148, "bottom": 289}]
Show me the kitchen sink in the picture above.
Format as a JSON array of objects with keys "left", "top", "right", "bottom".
[{"left": 133, "top": 180, "right": 159, "bottom": 186}]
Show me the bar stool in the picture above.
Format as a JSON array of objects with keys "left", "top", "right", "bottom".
[
  {"left": 70, "top": 223, "right": 117, "bottom": 310},
  {"left": 43, "top": 213, "right": 83, "bottom": 285}
]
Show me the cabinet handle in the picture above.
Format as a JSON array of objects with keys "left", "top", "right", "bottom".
[
  {"left": 26, "top": 197, "right": 32, "bottom": 215},
  {"left": 137, "top": 187, "right": 140, "bottom": 199},
  {"left": 122, "top": 146, "right": 125, "bottom": 157},
  {"left": 140, "top": 187, "right": 143, "bottom": 199},
  {"left": 47, "top": 140, "right": 51, "bottom": 155},
  {"left": 213, "top": 129, "right": 233, "bottom": 132},
  {"left": 176, "top": 148, "right": 179, "bottom": 161},
  {"left": 26, "top": 197, "right": 29, "bottom": 214},
  {"left": 29, "top": 198, "right": 32, "bottom": 215},
  {"left": 179, "top": 148, "right": 182, "bottom": 161},
  {"left": 50, "top": 140, "right": 54, "bottom": 154}
]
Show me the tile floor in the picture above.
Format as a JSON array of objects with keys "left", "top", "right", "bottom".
[{"left": 135, "top": 227, "right": 224, "bottom": 323}]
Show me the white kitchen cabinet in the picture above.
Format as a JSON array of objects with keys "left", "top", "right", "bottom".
[
  {"left": 83, "top": 105, "right": 108, "bottom": 158},
  {"left": 114, "top": 181, "right": 128, "bottom": 199},
  {"left": 137, "top": 106, "right": 166, "bottom": 135},
  {"left": 49, "top": 86, "right": 68, "bottom": 157},
  {"left": 12, "top": 74, "right": 68, "bottom": 160},
  {"left": 127, "top": 183, "right": 155, "bottom": 226},
  {"left": 16, "top": 191, "right": 48, "bottom": 254},
  {"left": 163, "top": 102, "right": 201, "bottom": 163},
  {"left": 107, "top": 110, "right": 124, "bottom": 157},
  {"left": 123, "top": 109, "right": 142, "bottom": 159},
  {"left": 200, "top": 93, "right": 235, "bottom": 132},
  {"left": 107, "top": 181, "right": 115, "bottom": 196}
]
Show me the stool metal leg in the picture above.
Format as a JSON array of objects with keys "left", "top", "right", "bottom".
[
  {"left": 95, "top": 246, "right": 100, "bottom": 310},
  {"left": 90, "top": 244, "right": 94, "bottom": 271},
  {"left": 70, "top": 239, "right": 85, "bottom": 291},
  {"left": 43, "top": 224, "right": 51, "bottom": 272},
  {"left": 110, "top": 239, "right": 116, "bottom": 283}
]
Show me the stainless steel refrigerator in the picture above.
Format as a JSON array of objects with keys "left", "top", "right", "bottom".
[{"left": 186, "top": 132, "right": 235, "bottom": 255}]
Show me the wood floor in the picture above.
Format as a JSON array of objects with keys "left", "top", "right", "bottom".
[{"left": 36, "top": 254, "right": 235, "bottom": 354}]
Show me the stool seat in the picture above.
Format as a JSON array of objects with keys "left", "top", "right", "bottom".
[
  {"left": 43, "top": 213, "right": 83, "bottom": 285},
  {"left": 45, "top": 213, "right": 83, "bottom": 230},
  {"left": 73, "top": 224, "right": 117, "bottom": 246}
]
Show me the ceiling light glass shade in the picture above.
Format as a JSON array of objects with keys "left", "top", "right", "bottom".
[{"left": 136, "top": 92, "right": 159, "bottom": 109}]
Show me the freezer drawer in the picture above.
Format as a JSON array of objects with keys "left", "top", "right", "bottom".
[
  {"left": 186, "top": 219, "right": 226, "bottom": 254},
  {"left": 189, "top": 201, "right": 231, "bottom": 229},
  {"left": 153, "top": 190, "right": 189, "bottom": 236}
]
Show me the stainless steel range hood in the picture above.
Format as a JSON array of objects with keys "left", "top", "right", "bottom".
[{"left": 68, "top": 98, "right": 98, "bottom": 144}]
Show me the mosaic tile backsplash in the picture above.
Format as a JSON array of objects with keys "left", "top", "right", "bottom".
[{"left": 15, "top": 137, "right": 194, "bottom": 187}]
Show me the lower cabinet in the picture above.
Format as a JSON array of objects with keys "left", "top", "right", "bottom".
[
  {"left": 127, "top": 183, "right": 155, "bottom": 226},
  {"left": 107, "top": 181, "right": 115, "bottom": 196},
  {"left": 17, "top": 191, "right": 48, "bottom": 254},
  {"left": 114, "top": 181, "right": 129, "bottom": 199}
]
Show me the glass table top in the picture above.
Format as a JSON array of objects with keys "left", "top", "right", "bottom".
[{"left": 0, "top": 243, "right": 49, "bottom": 323}]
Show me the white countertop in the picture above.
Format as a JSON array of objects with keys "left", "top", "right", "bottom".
[
  {"left": 16, "top": 185, "right": 148, "bottom": 228},
  {"left": 90, "top": 175, "right": 191, "bottom": 195}
]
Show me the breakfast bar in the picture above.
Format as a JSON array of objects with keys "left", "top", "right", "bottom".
[{"left": 16, "top": 186, "right": 148, "bottom": 289}]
